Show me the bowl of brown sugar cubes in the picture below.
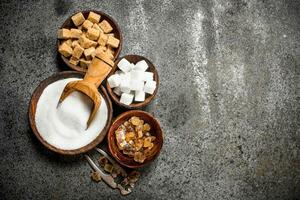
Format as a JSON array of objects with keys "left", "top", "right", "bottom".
[
  {"left": 106, "top": 55, "right": 159, "bottom": 109},
  {"left": 57, "top": 10, "right": 122, "bottom": 72}
]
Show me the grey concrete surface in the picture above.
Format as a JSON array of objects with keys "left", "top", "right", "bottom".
[{"left": 0, "top": 0, "right": 299, "bottom": 199}]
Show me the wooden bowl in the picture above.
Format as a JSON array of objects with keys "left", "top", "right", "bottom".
[
  {"left": 107, "top": 110, "right": 163, "bottom": 168},
  {"left": 28, "top": 71, "right": 113, "bottom": 155},
  {"left": 58, "top": 10, "right": 123, "bottom": 72},
  {"left": 106, "top": 55, "right": 159, "bottom": 109}
]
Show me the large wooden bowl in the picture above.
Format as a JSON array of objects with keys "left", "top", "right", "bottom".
[
  {"left": 106, "top": 55, "right": 159, "bottom": 109},
  {"left": 28, "top": 71, "right": 113, "bottom": 155},
  {"left": 107, "top": 110, "right": 163, "bottom": 168},
  {"left": 58, "top": 10, "right": 123, "bottom": 72}
]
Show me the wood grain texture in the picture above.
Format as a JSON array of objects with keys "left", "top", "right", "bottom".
[
  {"left": 57, "top": 10, "right": 123, "bottom": 72},
  {"left": 106, "top": 55, "right": 159, "bottom": 109},
  {"left": 107, "top": 110, "right": 163, "bottom": 168},
  {"left": 28, "top": 71, "right": 113, "bottom": 155}
]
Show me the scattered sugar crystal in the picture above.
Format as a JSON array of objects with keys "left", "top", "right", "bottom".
[
  {"left": 118, "top": 58, "right": 131, "bottom": 73},
  {"left": 120, "top": 93, "right": 134, "bottom": 105},
  {"left": 107, "top": 74, "right": 121, "bottom": 88},
  {"left": 135, "top": 90, "right": 145, "bottom": 102},
  {"left": 134, "top": 60, "right": 148, "bottom": 71},
  {"left": 144, "top": 80, "right": 156, "bottom": 94}
]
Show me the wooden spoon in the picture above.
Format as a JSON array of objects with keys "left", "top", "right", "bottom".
[{"left": 58, "top": 52, "right": 113, "bottom": 128}]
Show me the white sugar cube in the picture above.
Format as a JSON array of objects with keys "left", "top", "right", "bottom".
[
  {"left": 135, "top": 90, "right": 145, "bottom": 102},
  {"left": 129, "top": 63, "right": 135, "bottom": 71},
  {"left": 142, "top": 71, "right": 154, "bottom": 81},
  {"left": 130, "top": 70, "right": 144, "bottom": 81},
  {"left": 130, "top": 80, "right": 144, "bottom": 91},
  {"left": 144, "top": 80, "right": 156, "bottom": 94},
  {"left": 118, "top": 58, "right": 131, "bottom": 73},
  {"left": 120, "top": 93, "right": 134, "bottom": 105},
  {"left": 119, "top": 72, "right": 131, "bottom": 82},
  {"left": 113, "top": 87, "right": 122, "bottom": 96},
  {"left": 107, "top": 74, "right": 121, "bottom": 88},
  {"left": 120, "top": 79, "right": 131, "bottom": 93},
  {"left": 134, "top": 60, "right": 148, "bottom": 71}
]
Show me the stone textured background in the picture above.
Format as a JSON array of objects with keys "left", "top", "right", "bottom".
[{"left": 0, "top": 0, "right": 299, "bottom": 199}]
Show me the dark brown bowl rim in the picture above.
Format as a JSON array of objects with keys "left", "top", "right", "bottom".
[
  {"left": 28, "top": 71, "right": 113, "bottom": 155},
  {"left": 105, "top": 55, "right": 159, "bottom": 109},
  {"left": 107, "top": 110, "right": 163, "bottom": 168},
  {"left": 57, "top": 10, "right": 123, "bottom": 73}
]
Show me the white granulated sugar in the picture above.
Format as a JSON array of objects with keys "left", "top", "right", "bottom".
[{"left": 35, "top": 78, "right": 108, "bottom": 150}]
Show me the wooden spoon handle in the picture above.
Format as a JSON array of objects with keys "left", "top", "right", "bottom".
[{"left": 83, "top": 53, "right": 113, "bottom": 88}]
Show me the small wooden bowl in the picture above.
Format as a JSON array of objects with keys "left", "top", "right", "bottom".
[
  {"left": 58, "top": 10, "right": 123, "bottom": 72},
  {"left": 107, "top": 110, "right": 163, "bottom": 168},
  {"left": 106, "top": 55, "right": 159, "bottom": 109},
  {"left": 28, "top": 71, "right": 113, "bottom": 155}
]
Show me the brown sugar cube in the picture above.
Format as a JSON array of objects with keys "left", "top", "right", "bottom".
[
  {"left": 105, "top": 47, "right": 114, "bottom": 59},
  {"left": 106, "top": 46, "right": 115, "bottom": 54},
  {"left": 96, "top": 51, "right": 114, "bottom": 66},
  {"left": 105, "top": 51, "right": 114, "bottom": 60},
  {"left": 79, "top": 35, "right": 97, "bottom": 49},
  {"left": 97, "top": 46, "right": 107, "bottom": 52},
  {"left": 91, "top": 51, "right": 96, "bottom": 59},
  {"left": 71, "top": 12, "right": 85, "bottom": 26},
  {"left": 91, "top": 41, "right": 98, "bottom": 48},
  {"left": 69, "top": 56, "right": 79, "bottom": 65},
  {"left": 99, "top": 20, "right": 113, "bottom": 33},
  {"left": 97, "top": 33, "right": 108, "bottom": 46},
  {"left": 93, "top": 46, "right": 106, "bottom": 58},
  {"left": 106, "top": 33, "right": 114, "bottom": 37},
  {"left": 78, "top": 25, "right": 83, "bottom": 30},
  {"left": 87, "top": 11, "right": 101, "bottom": 23},
  {"left": 59, "top": 43, "right": 73, "bottom": 57},
  {"left": 72, "top": 45, "right": 84, "bottom": 59},
  {"left": 91, "top": 47, "right": 104, "bottom": 58},
  {"left": 82, "top": 20, "right": 93, "bottom": 30},
  {"left": 107, "top": 36, "right": 120, "bottom": 48},
  {"left": 71, "top": 40, "right": 80, "bottom": 48},
  {"left": 57, "top": 28, "right": 71, "bottom": 39},
  {"left": 86, "top": 28, "right": 100, "bottom": 41},
  {"left": 62, "top": 39, "right": 72, "bottom": 47},
  {"left": 70, "top": 28, "right": 82, "bottom": 39},
  {"left": 80, "top": 59, "right": 91, "bottom": 68},
  {"left": 84, "top": 47, "right": 96, "bottom": 60},
  {"left": 92, "top": 23, "right": 103, "bottom": 33}
]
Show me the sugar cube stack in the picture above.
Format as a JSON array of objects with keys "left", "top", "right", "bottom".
[{"left": 107, "top": 58, "right": 157, "bottom": 105}]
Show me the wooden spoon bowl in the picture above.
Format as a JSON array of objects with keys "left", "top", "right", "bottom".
[
  {"left": 107, "top": 110, "right": 163, "bottom": 168},
  {"left": 28, "top": 71, "right": 113, "bottom": 155},
  {"left": 58, "top": 10, "right": 123, "bottom": 72},
  {"left": 106, "top": 55, "right": 159, "bottom": 109}
]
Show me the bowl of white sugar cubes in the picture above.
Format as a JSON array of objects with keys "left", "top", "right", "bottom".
[{"left": 106, "top": 55, "right": 159, "bottom": 109}]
